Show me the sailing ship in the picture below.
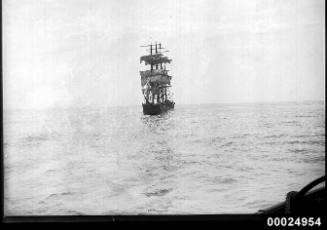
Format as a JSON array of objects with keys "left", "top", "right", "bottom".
[{"left": 140, "top": 43, "right": 175, "bottom": 115}]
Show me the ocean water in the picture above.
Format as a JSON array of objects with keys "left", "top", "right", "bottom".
[{"left": 4, "top": 101, "right": 325, "bottom": 215}]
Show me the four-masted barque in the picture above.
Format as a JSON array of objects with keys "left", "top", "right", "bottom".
[{"left": 140, "top": 43, "right": 175, "bottom": 115}]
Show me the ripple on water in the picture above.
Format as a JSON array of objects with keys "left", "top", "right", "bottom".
[
  {"left": 4, "top": 102, "right": 325, "bottom": 215},
  {"left": 144, "top": 188, "right": 173, "bottom": 197}
]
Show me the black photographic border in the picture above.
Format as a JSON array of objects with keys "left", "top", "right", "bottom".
[{"left": 0, "top": 0, "right": 325, "bottom": 226}]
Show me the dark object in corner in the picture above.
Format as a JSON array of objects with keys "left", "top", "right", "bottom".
[{"left": 258, "top": 176, "right": 326, "bottom": 215}]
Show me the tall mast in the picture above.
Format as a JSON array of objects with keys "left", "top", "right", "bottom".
[
  {"left": 150, "top": 44, "right": 153, "bottom": 71},
  {"left": 159, "top": 44, "right": 163, "bottom": 69},
  {"left": 155, "top": 43, "right": 158, "bottom": 70},
  {"left": 140, "top": 42, "right": 172, "bottom": 73}
]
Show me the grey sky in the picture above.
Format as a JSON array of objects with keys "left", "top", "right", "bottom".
[{"left": 3, "top": 0, "right": 325, "bottom": 109}]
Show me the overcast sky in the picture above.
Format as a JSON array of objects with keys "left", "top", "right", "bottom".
[{"left": 3, "top": 0, "right": 325, "bottom": 109}]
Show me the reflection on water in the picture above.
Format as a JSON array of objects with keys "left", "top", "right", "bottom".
[
  {"left": 139, "top": 111, "right": 177, "bottom": 207},
  {"left": 4, "top": 102, "right": 325, "bottom": 215}
]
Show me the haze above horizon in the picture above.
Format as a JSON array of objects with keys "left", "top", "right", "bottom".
[{"left": 3, "top": 0, "right": 325, "bottom": 109}]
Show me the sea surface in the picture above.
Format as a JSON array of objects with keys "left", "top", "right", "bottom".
[{"left": 4, "top": 101, "right": 325, "bottom": 215}]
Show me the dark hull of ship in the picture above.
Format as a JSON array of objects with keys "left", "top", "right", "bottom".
[{"left": 142, "top": 101, "right": 175, "bottom": 115}]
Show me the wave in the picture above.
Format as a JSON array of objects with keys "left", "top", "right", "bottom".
[
  {"left": 20, "top": 134, "right": 49, "bottom": 146},
  {"left": 264, "top": 134, "right": 287, "bottom": 138},
  {"left": 144, "top": 188, "right": 173, "bottom": 197},
  {"left": 288, "top": 148, "right": 311, "bottom": 154},
  {"left": 66, "top": 210, "right": 88, "bottom": 215},
  {"left": 211, "top": 177, "right": 237, "bottom": 184},
  {"left": 28, "top": 134, "right": 48, "bottom": 142},
  {"left": 264, "top": 139, "right": 325, "bottom": 146},
  {"left": 46, "top": 192, "right": 75, "bottom": 199},
  {"left": 231, "top": 134, "right": 251, "bottom": 139},
  {"left": 220, "top": 141, "right": 235, "bottom": 147},
  {"left": 287, "top": 140, "right": 325, "bottom": 145},
  {"left": 281, "top": 121, "right": 301, "bottom": 125},
  {"left": 296, "top": 156, "right": 326, "bottom": 164}
]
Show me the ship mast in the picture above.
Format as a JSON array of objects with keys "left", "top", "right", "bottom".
[
  {"left": 155, "top": 43, "right": 158, "bottom": 70},
  {"left": 150, "top": 44, "right": 153, "bottom": 71}
]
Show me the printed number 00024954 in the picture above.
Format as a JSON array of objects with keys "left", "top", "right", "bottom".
[{"left": 267, "top": 217, "right": 321, "bottom": 227}]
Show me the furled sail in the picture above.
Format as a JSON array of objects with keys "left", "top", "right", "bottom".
[
  {"left": 140, "top": 53, "right": 172, "bottom": 66},
  {"left": 140, "top": 70, "right": 172, "bottom": 87}
]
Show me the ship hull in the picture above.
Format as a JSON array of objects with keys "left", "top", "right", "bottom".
[{"left": 142, "top": 101, "right": 175, "bottom": 115}]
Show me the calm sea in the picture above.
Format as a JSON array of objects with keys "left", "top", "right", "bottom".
[{"left": 4, "top": 101, "right": 325, "bottom": 215}]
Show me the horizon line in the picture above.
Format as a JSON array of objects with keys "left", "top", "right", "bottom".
[{"left": 3, "top": 99, "right": 325, "bottom": 111}]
